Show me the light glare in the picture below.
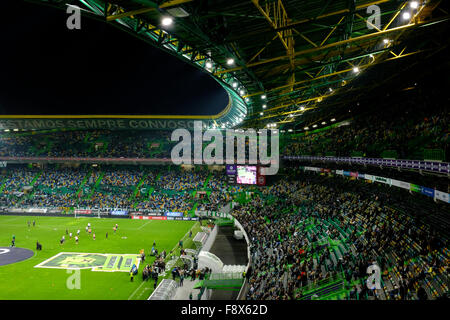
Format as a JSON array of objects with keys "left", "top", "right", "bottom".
[
  {"left": 410, "top": 1, "right": 419, "bottom": 9},
  {"left": 161, "top": 17, "right": 173, "bottom": 26}
]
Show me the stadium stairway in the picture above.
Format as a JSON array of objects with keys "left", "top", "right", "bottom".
[
  {"left": 130, "top": 184, "right": 154, "bottom": 209},
  {"left": 0, "top": 178, "right": 6, "bottom": 194},
  {"left": 85, "top": 171, "right": 104, "bottom": 200},
  {"left": 147, "top": 187, "right": 155, "bottom": 200},
  {"left": 129, "top": 172, "right": 148, "bottom": 202},
  {"left": 214, "top": 218, "right": 234, "bottom": 227},
  {"left": 29, "top": 170, "right": 43, "bottom": 186},
  {"left": 86, "top": 138, "right": 96, "bottom": 154},
  {"left": 75, "top": 169, "right": 92, "bottom": 198},
  {"left": 83, "top": 131, "right": 91, "bottom": 143},
  {"left": 147, "top": 141, "right": 162, "bottom": 157},
  {"left": 203, "top": 172, "right": 212, "bottom": 189},
  {"left": 295, "top": 274, "right": 346, "bottom": 300},
  {"left": 44, "top": 139, "right": 54, "bottom": 156},
  {"left": 194, "top": 272, "right": 244, "bottom": 291},
  {"left": 189, "top": 203, "right": 198, "bottom": 217}
]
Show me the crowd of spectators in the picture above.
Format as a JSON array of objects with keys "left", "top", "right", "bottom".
[
  {"left": 0, "top": 135, "right": 39, "bottom": 157},
  {"left": 135, "top": 192, "right": 193, "bottom": 213},
  {"left": 21, "top": 168, "right": 87, "bottom": 208},
  {"left": 197, "top": 191, "right": 231, "bottom": 211},
  {"left": 0, "top": 165, "right": 233, "bottom": 213},
  {"left": 0, "top": 86, "right": 447, "bottom": 163},
  {"left": 0, "top": 159, "right": 448, "bottom": 301},
  {"left": 156, "top": 170, "right": 208, "bottom": 191},
  {"left": 2, "top": 168, "right": 38, "bottom": 191},
  {"left": 1, "top": 160, "right": 446, "bottom": 217},
  {"left": 0, "top": 129, "right": 174, "bottom": 159},
  {"left": 233, "top": 173, "right": 449, "bottom": 300},
  {"left": 283, "top": 87, "right": 448, "bottom": 160}
]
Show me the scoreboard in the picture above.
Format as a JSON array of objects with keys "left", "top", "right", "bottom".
[
  {"left": 236, "top": 166, "right": 257, "bottom": 184},
  {"left": 226, "top": 165, "right": 265, "bottom": 186}
]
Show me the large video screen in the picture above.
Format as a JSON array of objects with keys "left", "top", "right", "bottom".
[{"left": 236, "top": 166, "right": 257, "bottom": 185}]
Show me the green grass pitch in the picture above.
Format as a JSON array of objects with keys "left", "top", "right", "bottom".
[{"left": 0, "top": 215, "right": 200, "bottom": 300}]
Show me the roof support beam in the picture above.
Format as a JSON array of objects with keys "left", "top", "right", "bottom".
[
  {"left": 320, "top": 16, "right": 346, "bottom": 46},
  {"left": 248, "top": 47, "right": 433, "bottom": 122},
  {"left": 215, "top": 15, "right": 449, "bottom": 75},
  {"left": 251, "top": 0, "right": 296, "bottom": 91},
  {"left": 245, "top": 49, "right": 385, "bottom": 98},
  {"left": 271, "top": 0, "right": 392, "bottom": 33},
  {"left": 247, "top": 34, "right": 279, "bottom": 64},
  {"left": 383, "top": 1, "right": 408, "bottom": 30},
  {"left": 106, "top": 0, "right": 194, "bottom": 21}
]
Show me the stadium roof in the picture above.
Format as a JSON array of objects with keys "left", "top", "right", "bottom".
[{"left": 23, "top": 0, "right": 449, "bottom": 130}]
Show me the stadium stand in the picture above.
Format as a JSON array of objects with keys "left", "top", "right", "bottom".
[
  {"left": 0, "top": 87, "right": 447, "bottom": 163},
  {"left": 282, "top": 86, "right": 449, "bottom": 161},
  {"left": 0, "top": 81, "right": 448, "bottom": 300},
  {"left": 0, "top": 165, "right": 230, "bottom": 214},
  {"left": 0, "top": 154, "right": 448, "bottom": 301},
  {"left": 232, "top": 172, "right": 449, "bottom": 300}
]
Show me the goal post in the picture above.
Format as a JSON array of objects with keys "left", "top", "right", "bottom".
[{"left": 73, "top": 208, "right": 101, "bottom": 219}]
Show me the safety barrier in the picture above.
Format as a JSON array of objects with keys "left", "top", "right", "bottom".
[
  {"left": 148, "top": 279, "right": 178, "bottom": 300},
  {"left": 284, "top": 155, "right": 449, "bottom": 174},
  {"left": 300, "top": 166, "right": 449, "bottom": 203}
]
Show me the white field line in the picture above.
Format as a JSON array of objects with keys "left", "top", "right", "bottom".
[
  {"left": 137, "top": 221, "right": 151, "bottom": 230},
  {"left": 164, "top": 221, "right": 199, "bottom": 272},
  {"left": 34, "top": 252, "right": 65, "bottom": 268},
  {"left": 127, "top": 221, "right": 199, "bottom": 301},
  {"left": 127, "top": 278, "right": 148, "bottom": 300}
]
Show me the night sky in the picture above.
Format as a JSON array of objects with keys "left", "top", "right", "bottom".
[{"left": 0, "top": 1, "right": 228, "bottom": 115}]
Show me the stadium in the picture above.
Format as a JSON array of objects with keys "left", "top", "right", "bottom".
[{"left": 0, "top": 0, "right": 449, "bottom": 305}]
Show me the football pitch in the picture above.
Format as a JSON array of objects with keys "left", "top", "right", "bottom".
[{"left": 0, "top": 215, "right": 200, "bottom": 300}]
